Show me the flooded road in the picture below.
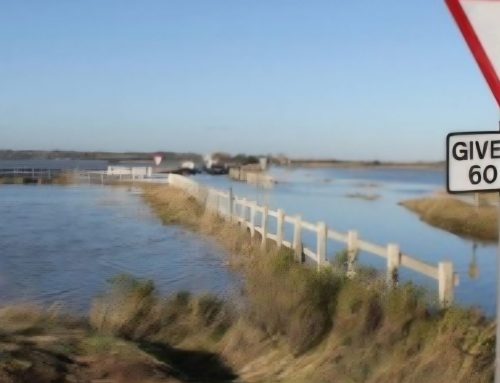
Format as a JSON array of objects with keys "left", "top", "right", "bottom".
[{"left": 0, "top": 184, "right": 240, "bottom": 313}]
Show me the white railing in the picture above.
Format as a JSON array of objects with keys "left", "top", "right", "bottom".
[
  {"left": 171, "top": 174, "right": 459, "bottom": 307},
  {"left": 76, "top": 171, "right": 169, "bottom": 184},
  {"left": 0, "top": 168, "right": 62, "bottom": 179}
]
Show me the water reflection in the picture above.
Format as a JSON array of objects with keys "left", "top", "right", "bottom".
[{"left": 468, "top": 242, "right": 479, "bottom": 280}]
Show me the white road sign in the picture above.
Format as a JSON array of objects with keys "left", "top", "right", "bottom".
[{"left": 447, "top": 131, "right": 500, "bottom": 193}]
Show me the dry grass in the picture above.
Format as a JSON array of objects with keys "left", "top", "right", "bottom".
[
  {"left": 136, "top": 184, "right": 495, "bottom": 382},
  {"left": 401, "top": 196, "right": 497, "bottom": 241},
  {"left": 0, "top": 275, "right": 492, "bottom": 382},
  {"left": 90, "top": 275, "right": 163, "bottom": 340},
  {"left": 90, "top": 275, "right": 233, "bottom": 347},
  {"left": 244, "top": 250, "right": 341, "bottom": 355}
]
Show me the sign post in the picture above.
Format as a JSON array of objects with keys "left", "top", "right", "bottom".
[{"left": 445, "top": 0, "right": 500, "bottom": 380}]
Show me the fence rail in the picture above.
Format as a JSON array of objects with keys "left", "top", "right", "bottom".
[
  {"left": 167, "top": 174, "right": 459, "bottom": 307},
  {"left": 0, "top": 168, "right": 63, "bottom": 179}
]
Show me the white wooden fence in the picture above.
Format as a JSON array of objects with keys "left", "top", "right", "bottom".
[{"left": 173, "top": 174, "right": 459, "bottom": 307}]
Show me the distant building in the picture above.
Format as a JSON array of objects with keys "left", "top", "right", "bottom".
[{"left": 181, "top": 161, "right": 195, "bottom": 170}]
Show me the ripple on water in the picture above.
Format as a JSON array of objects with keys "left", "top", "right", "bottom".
[{"left": 0, "top": 185, "right": 241, "bottom": 313}]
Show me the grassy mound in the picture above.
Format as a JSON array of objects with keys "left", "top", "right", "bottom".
[{"left": 401, "top": 196, "right": 497, "bottom": 241}]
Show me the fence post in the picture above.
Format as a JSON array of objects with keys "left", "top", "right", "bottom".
[
  {"left": 317, "top": 221, "right": 327, "bottom": 271},
  {"left": 293, "top": 215, "right": 303, "bottom": 262},
  {"left": 276, "top": 209, "right": 285, "bottom": 248},
  {"left": 438, "top": 261, "right": 454, "bottom": 308},
  {"left": 261, "top": 206, "right": 269, "bottom": 250},
  {"left": 249, "top": 202, "right": 256, "bottom": 238},
  {"left": 228, "top": 187, "right": 234, "bottom": 221},
  {"left": 220, "top": 193, "right": 225, "bottom": 216},
  {"left": 387, "top": 244, "right": 400, "bottom": 286},
  {"left": 240, "top": 198, "right": 246, "bottom": 225},
  {"left": 216, "top": 193, "right": 219, "bottom": 216},
  {"left": 347, "top": 230, "right": 359, "bottom": 277}
]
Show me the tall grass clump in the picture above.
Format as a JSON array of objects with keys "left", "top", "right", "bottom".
[
  {"left": 244, "top": 248, "right": 344, "bottom": 355},
  {"left": 90, "top": 274, "right": 233, "bottom": 346},
  {"left": 90, "top": 275, "right": 163, "bottom": 340}
]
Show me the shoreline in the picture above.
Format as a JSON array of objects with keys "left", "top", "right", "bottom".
[{"left": 283, "top": 161, "right": 445, "bottom": 171}]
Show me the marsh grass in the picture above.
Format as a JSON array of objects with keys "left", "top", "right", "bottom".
[
  {"left": 90, "top": 275, "right": 234, "bottom": 348},
  {"left": 401, "top": 196, "right": 497, "bottom": 241}
]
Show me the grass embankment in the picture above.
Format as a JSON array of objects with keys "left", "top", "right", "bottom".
[
  {"left": 401, "top": 196, "right": 497, "bottom": 241},
  {"left": 137, "top": 184, "right": 495, "bottom": 382}
]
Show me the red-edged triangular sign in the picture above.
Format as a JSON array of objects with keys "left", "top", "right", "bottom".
[{"left": 446, "top": 0, "right": 500, "bottom": 107}]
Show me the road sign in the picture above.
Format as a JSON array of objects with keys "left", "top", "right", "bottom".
[
  {"left": 153, "top": 154, "right": 163, "bottom": 166},
  {"left": 446, "top": 0, "right": 500, "bottom": 106},
  {"left": 447, "top": 131, "right": 500, "bottom": 193}
]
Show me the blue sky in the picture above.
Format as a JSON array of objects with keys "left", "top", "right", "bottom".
[{"left": 0, "top": 1, "right": 498, "bottom": 160}]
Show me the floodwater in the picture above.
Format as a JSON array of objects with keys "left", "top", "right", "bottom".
[
  {"left": 194, "top": 167, "right": 497, "bottom": 315},
  {"left": 1, "top": 166, "right": 497, "bottom": 316},
  {"left": 0, "top": 184, "right": 240, "bottom": 313}
]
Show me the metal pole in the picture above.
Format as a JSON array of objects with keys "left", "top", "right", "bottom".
[
  {"left": 496, "top": 119, "right": 500, "bottom": 383},
  {"left": 496, "top": 190, "right": 500, "bottom": 383}
]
